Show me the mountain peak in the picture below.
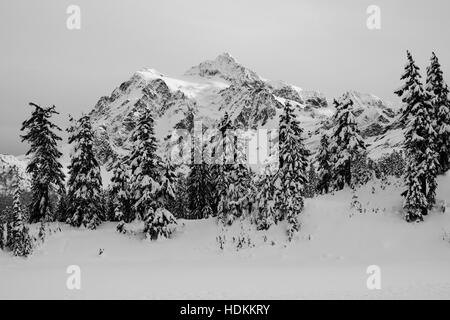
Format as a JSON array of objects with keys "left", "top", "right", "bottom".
[
  {"left": 215, "top": 52, "right": 236, "bottom": 62},
  {"left": 184, "top": 53, "right": 261, "bottom": 83}
]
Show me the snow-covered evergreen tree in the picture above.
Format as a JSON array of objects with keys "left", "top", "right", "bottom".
[
  {"left": 212, "top": 113, "right": 235, "bottom": 224},
  {"left": 403, "top": 160, "right": 428, "bottom": 222},
  {"left": 304, "top": 163, "right": 318, "bottom": 198},
  {"left": 66, "top": 115, "right": 104, "bottom": 229},
  {"left": 0, "top": 204, "right": 13, "bottom": 251},
  {"left": 128, "top": 108, "right": 161, "bottom": 221},
  {"left": 187, "top": 162, "right": 214, "bottom": 219},
  {"left": 110, "top": 159, "right": 133, "bottom": 224},
  {"left": 275, "top": 102, "right": 308, "bottom": 241},
  {"left": 350, "top": 150, "right": 373, "bottom": 188},
  {"left": 20, "top": 103, "right": 65, "bottom": 222},
  {"left": 0, "top": 216, "right": 7, "bottom": 251},
  {"left": 187, "top": 131, "right": 215, "bottom": 220},
  {"left": 226, "top": 128, "right": 253, "bottom": 225},
  {"left": 254, "top": 169, "right": 277, "bottom": 231},
  {"left": 225, "top": 163, "right": 252, "bottom": 225},
  {"left": 10, "top": 184, "right": 33, "bottom": 257},
  {"left": 330, "top": 94, "right": 366, "bottom": 190},
  {"left": 396, "top": 51, "right": 438, "bottom": 221},
  {"left": 157, "top": 161, "right": 178, "bottom": 210},
  {"left": 212, "top": 113, "right": 253, "bottom": 225},
  {"left": 144, "top": 208, "right": 177, "bottom": 240},
  {"left": 395, "top": 51, "right": 425, "bottom": 125},
  {"left": 55, "top": 190, "right": 69, "bottom": 222},
  {"left": 375, "top": 150, "right": 406, "bottom": 179},
  {"left": 426, "top": 52, "right": 450, "bottom": 173},
  {"left": 316, "top": 134, "right": 333, "bottom": 194},
  {"left": 172, "top": 172, "right": 189, "bottom": 219}
]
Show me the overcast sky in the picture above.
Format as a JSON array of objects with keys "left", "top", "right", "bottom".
[{"left": 1, "top": 0, "right": 449, "bottom": 155}]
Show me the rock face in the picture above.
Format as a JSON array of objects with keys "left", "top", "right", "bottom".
[
  {"left": 343, "top": 91, "right": 398, "bottom": 138},
  {"left": 184, "top": 52, "right": 262, "bottom": 83}
]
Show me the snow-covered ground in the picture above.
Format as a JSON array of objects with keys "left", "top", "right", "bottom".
[{"left": 1, "top": 174, "right": 449, "bottom": 300}]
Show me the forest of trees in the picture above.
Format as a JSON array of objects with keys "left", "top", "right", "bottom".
[{"left": 0, "top": 51, "right": 449, "bottom": 257}]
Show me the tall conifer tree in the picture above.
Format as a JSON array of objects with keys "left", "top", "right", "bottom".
[
  {"left": 67, "top": 115, "right": 103, "bottom": 229},
  {"left": 20, "top": 103, "right": 65, "bottom": 222}
]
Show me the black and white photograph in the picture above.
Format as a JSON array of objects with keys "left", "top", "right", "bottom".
[{"left": 0, "top": 0, "right": 450, "bottom": 303}]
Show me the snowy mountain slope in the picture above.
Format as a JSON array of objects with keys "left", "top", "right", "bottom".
[
  {"left": 89, "top": 53, "right": 401, "bottom": 166},
  {"left": 0, "top": 154, "right": 29, "bottom": 194},
  {"left": 1, "top": 174, "right": 449, "bottom": 299}
]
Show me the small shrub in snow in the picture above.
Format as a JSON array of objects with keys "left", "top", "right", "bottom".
[
  {"left": 144, "top": 208, "right": 177, "bottom": 241},
  {"left": 233, "top": 220, "right": 255, "bottom": 250},
  {"left": 116, "top": 220, "right": 126, "bottom": 234},
  {"left": 349, "top": 194, "right": 363, "bottom": 217},
  {"left": 37, "top": 220, "right": 47, "bottom": 243},
  {"left": 443, "top": 230, "right": 450, "bottom": 243}
]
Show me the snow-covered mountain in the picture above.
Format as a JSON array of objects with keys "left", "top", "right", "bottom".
[
  {"left": 89, "top": 53, "right": 401, "bottom": 165},
  {"left": 1, "top": 53, "right": 403, "bottom": 188},
  {"left": 0, "top": 154, "right": 29, "bottom": 195}
]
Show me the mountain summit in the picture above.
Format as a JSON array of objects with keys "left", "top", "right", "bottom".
[{"left": 184, "top": 53, "right": 262, "bottom": 83}]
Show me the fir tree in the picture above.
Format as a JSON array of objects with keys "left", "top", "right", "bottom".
[
  {"left": 187, "top": 131, "right": 215, "bottom": 220},
  {"left": 330, "top": 94, "right": 366, "bottom": 190},
  {"left": 213, "top": 114, "right": 253, "bottom": 225},
  {"left": 396, "top": 51, "right": 438, "bottom": 221},
  {"left": 187, "top": 163, "right": 214, "bottom": 219},
  {"left": 0, "top": 215, "right": 7, "bottom": 250},
  {"left": 144, "top": 208, "right": 177, "bottom": 240},
  {"left": 20, "top": 103, "right": 65, "bottom": 222},
  {"left": 395, "top": 51, "right": 424, "bottom": 125},
  {"left": 225, "top": 128, "right": 253, "bottom": 225},
  {"left": 225, "top": 162, "right": 252, "bottom": 225},
  {"left": 426, "top": 52, "right": 450, "bottom": 173},
  {"left": 350, "top": 150, "right": 373, "bottom": 188},
  {"left": 213, "top": 113, "right": 235, "bottom": 224},
  {"left": 316, "top": 134, "right": 333, "bottom": 194},
  {"left": 172, "top": 172, "right": 189, "bottom": 219},
  {"left": 128, "top": 108, "right": 161, "bottom": 222},
  {"left": 110, "top": 159, "right": 133, "bottom": 224},
  {"left": 304, "top": 163, "right": 318, "bottom": 198},
  {"left": 10, "top": 184, "right": 33, "bottom": 257},
  {"left": 375, "top": 150, "right": 406, "bottom": 179},
  {"left": 66, "top": 115, "right": 104, "bottom": 229},
  {"left": 55, "top": 190, "right": 69, "bottom": 222},
  {"left": 403, "top": 160, "right": 428, "bottom": 222},
  {"left": 0, "top": 206, "right": 13, "bottom": 251},
  {"left": 157, "top": 162, "right": 178, "bottom": 210},
  {"left": 275, "top": 102, "right": 308, "bottom": 241},
  {"left": 254, "top": 169, "right": 277, "bottom": 231}
]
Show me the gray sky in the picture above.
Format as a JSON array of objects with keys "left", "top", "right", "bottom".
[{"left": 1, "top": 0, "right": 449, "bottom": 155}]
